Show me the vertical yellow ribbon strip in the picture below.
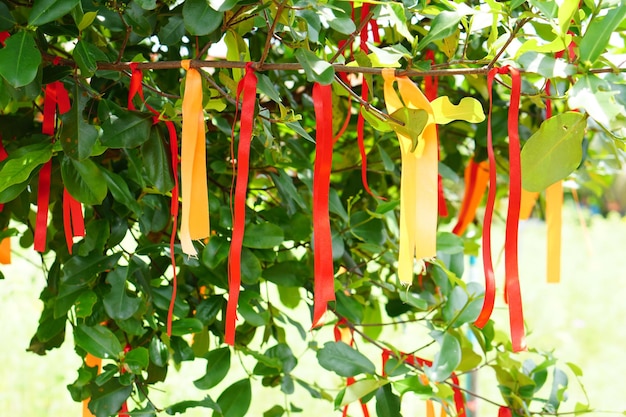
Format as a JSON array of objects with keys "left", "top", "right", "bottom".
[
  {"left": 546, "top": 181, "right": 562, "bottom": 283},
  {"left": 382, "top": 69, "right": 438, "bottom": 284},
  {"left": 180, "top": 60, "right": 210, "bottom": 256},
  {"left": 519, "top": 189, "right": 539, "bottom": 220}
]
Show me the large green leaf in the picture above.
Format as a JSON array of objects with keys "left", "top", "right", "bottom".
[
  {"left": 73, "top": 40, "right": 107, "bottom": 77},
  {"left": 124, "top": 347, "right": 149, "bottom": 374},
  {"left": 100, "top": 101, "right": 153, "bottom": 148},
  {"left": 183, "top": 0, "right": 223, "bottom": 36},
  {"left": 141, "top": 126, "right": 175, "bottom": 192},
  {"left": 88, "top": 379, "right": 133, "bottom": 417},
  {"left": 579, "top": 5, "right": 626, "bottom": 64},
  {"left": 425, "top": 332, "right": 462, "bottom": 382},
  {"left": 521, "top": 112, "right": 586, "bottom": 192},
  {"left": 0, "top": 142, "right": 52, "bottom": 194},
  {"left": 28, "top": 0, "right": 80, "bottom": 26},
  {"left": 60, "top": 83, "right": 98, "bottom": 160},
  {"left": 375, "top": 384, "right": 402, "bottom": 417},
  {"left": 171, "top": 318, "right": 204, "bottom": 336},
  {"left": 0, "top": 2, "right": 16, "bottom": 30},
  {"left": 317, "top": 341, "right": 376, "bottom": 377},
  {"left": 213, "top": 379, "right": 251, "bottom": 417},
  {"left": 339, "top": 379, "right": 387, "bottom": 407},
  {"left": 294, "top": 49, "right": 335, "bottom": 85},
  {"left": 417, "top": 11, "right": 462, "bottom": 51},
  {"left": 193, "top": 347, "right": 231, "bottom": 389},
  {"left": 103, "top": 267, "right": 141, "bottom": 321},
  {"left": 242, "top": 222, "right": 285, "bottom": 249},
  {"left": 159, "top": 15, "right": 185, "bottom": 45},
  {"left": 61, "top": 156, "right": 108, "bottom": 205},
  {"left": 0, "top": 31, "right": 42, "bottom": 88},
  {"left": 568, "top": 75, "right": 624, "bottom": 129},
  {"left": 101, "top": 169, "right": 142, "bottom": 215},
  {"left": 74, "top": 324, "right": 123, "bottom": 359}
]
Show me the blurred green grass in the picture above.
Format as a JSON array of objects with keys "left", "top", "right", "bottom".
[{"left": 1, "top": 203, "right": 625, "bottom": 415}]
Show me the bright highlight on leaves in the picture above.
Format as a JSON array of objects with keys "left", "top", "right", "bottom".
[
  {"left": 430, "top": 96, "right": 485, "bottom": 124},
  {"left": 521, "top": 112, "right": 587, "bottom": 192}
]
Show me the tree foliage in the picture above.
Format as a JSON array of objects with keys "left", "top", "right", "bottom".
[{"left": 1, "top": 0, "right": 625, "bottom": 416}]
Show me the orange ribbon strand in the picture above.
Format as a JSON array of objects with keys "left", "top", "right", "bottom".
[
  {"left": 453, "top": 159, "right": 489, "bottom": 236},
  {"left": 311, "top": 83, "right": 335, "bottom": 328},
  {"left": 82, "top": 353, "right": 102, "bottom": 417},
  {"left": 476, "top": 67, "right": 526, "bottom": 352},
  {"left": 180, "top": 60, "right": 210, "bottom": 256},
  {"left": 225, "top": 63, "right": 257, "bottom": 345}
]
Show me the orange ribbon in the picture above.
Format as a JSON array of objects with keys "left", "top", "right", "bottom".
[
  {"left": 180, "top": 60, "right": 210, "bottom": 256},
  {"left": 453, "top": 159, "right": 489, "bottom": 236},
  {"left": 382, "top": 69, "right": 438, "bottom": 284},
  {"left": 82, "top": 353, "right": 102, "bottom": 417},
  {"left": 225, "top": 63, "right": 258, "bottom": 345},
  {"left": 311, "top": 83, "right": 335, "bottom": 327},
  {"left": 475, "top": 67, "right": 526, "bottom": 353}
]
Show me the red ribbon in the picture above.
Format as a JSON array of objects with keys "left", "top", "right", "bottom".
[
  {"left": 311, "top": 83, "right": 335, "bottom": 328},
  {"left": 424, "top": 50, "right": 448, "bottom": 218},
  {"left": 452, "top": 159, "right": 489, "bottom": 236},
  {"left": 475, "top": 67, "right": 526, "bottom": 353},
  {"left": 335, "top": 319, "right": 370, "bottom": 417},
  {"left": 62, "top": 188, "right": 85, "bottom": 254},
  {"left": 0, "top": 31, "right": 9, "bottom": 47},
  {"left": 498, "top": 406, "right": 512, "bottom": 417},
  {"left": 381, "top": 349, "right": 465, "bottom": 417},
  {"left": 127, "top": 63, "right": 180, "bottom": 336},
  {"left": 35, "top": 80, "right": 71, "bottom": 253},
  {"left": 225, "top": 63, "right": 258, "bottom": 345}
]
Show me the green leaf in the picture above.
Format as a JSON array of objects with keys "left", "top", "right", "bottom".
[
  {"left": 350, "top": 211, "right": 385, "bottom": 245},
  {"left": 100, "top": 101, "right": 153, "bottom": 148},
  {"left": 417, "top": 11, "right": 462, "bottom": 52},
  {"left": 339, "top": 379, "right": 387, "bottom": 407},
  {"left": 0, "top": 31, "right": 42, "bottom": 88},
  {"left": 61, "top": 156, "right": 108, "bottom": 205},
  {"left": 425, "top": 332, "right": 461, "bottom": 382},
  {"left": 399, "top": 290, "right": 428, "bottom": 310},
  {"left": 171, "top": 318, "right": 204, "bottom": 336},
  {"left": 437, "top": 232, "right": 464, "bottom": 254},
  {"left": 124, "top": 347, "right": 149, "bottom": 374},
  {"left": 580, "top": 5, "right": 626, "bottom": 64},
  {"left": 74, "top": 324, "right": 123, "bottom": 359},
  {"left": 77, "top": 11, "right": 98, "bottom": 31},
  {"left": 361, "top": 107, "right": 392, "bottom": 132},
  {"left": 329, "top": 17, "right": 356, "bottom": 35},
  {"left": 183, "top": 0, "right": 223, "bottom": 36},
  {"left": 393, "top": 375, "right": 433, "bottom": 396},
  {"left": 101, "top": 169, "right": 142, "bottom": 215},
  {"left": 29, "top": 0, "right": 80, "bottom": 26},
  {"left": 73, "top": 40, "right": 107, "bottom": 77},
  {"left": 166, "top": 396, "right": 221, "bottom": 415},
  {"left": 517, "top": 52, "right": 577, "bottom": 78},
  {"left": 149, "top": 336, "right": 169, "bottom": 368},
  {"left": 0, "top": 142, "right": 52, "bottom": 194},
  {"left": 75, "top": 291, "right": 98, "bottom": 318},
  {"left": 159, "top": 15, "right": 185, "bottom": 45},
  {"left": 521, "top": 112, "right": 586, "bottom": 192},
  {"left": 213, "top": 379, "right": 252, "bottom": 417},
  {"left": 194, "top": 347, "right": 231, "bottom": 389},
  {"left": 88, "top": 379, "right": 133, "bottom": 417},
  {"left": 0, "top": 2, "right": 16, "bottom": 30},
  {"left": 60, "top": 84, "right": 98, "bottom": 160},
  {"left": 557, "top": 0, "right": 579, "bottom": 35},
  {"left": 103, "top": 267, "right": 141, "bottom": 321},
  {"left": 375, "top": 384, "right": 402, "bottom": 417},
  {"left": 294, "top": 49, "right": 335, "bottom": 85},
  {"left": 242, "top": 222, "right": 285, "bottom": 249},
  {"left": 317, "top": 341, "right": 376, "bottom": 377},
  {"left": 389, "top": 107, "right": 428, "bottom": 152},
  {"left": 568, "top": 75, "right": 625, "bottom": 129}
]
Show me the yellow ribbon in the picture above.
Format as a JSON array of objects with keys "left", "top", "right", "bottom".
[
  {"left": 180, "top": 60, "right": 210, "bottom": 256},
  {"left": 382, "top": 69, "right": 438, "bottom": 284},
  {"left": 546, "top": 180, "right": 562, "bottom": 283},
  {"left": 519, "top": 189, "right": 539, "bottom": 220}
]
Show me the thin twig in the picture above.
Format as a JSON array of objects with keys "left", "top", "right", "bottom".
[
  {"left": 115, "top": 11, "right": 132, "bottom": 64},
  {"left": 258, "top": 0, "right": 287, "bottom": 68},
  {"left": 488, "top": 18, "right": 531, "bottom": 68},
  {"left": 328, "top": 11, "right": 375, "bottom": 64}
]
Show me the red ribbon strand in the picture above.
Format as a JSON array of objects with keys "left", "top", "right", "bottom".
[
  {"left": 311, "top": 83, "right": 335, "bottom": 328},
  {"left": 225, "top": 63, "right": 258, "bottom": 345},
  {"left": 475, "top": 67, "right": 526, "bottom": 352}
]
